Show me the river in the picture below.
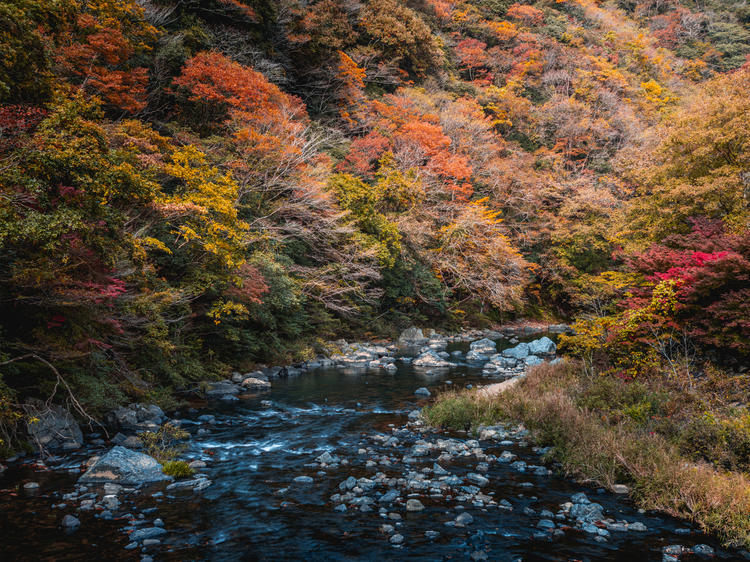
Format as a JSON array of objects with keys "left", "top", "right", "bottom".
[{"left": 0, "top": 336, "right": 738, "bottom": 561}]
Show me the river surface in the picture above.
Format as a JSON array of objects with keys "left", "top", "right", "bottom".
[{"left": 0, "top": 336, "right": 740, "bottom": 561}]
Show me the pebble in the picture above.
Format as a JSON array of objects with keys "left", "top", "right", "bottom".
[
  {"left": 61, "top": 515, "right": 81, "bottom": 528},
  {"left": 456, "top": 512, "right": 474, "bottom": 526},
  {"left": 23, "top": 482, "right": 39, "bottom": 489},
  {"left": 390, "top": 533, "right": 404, "bottom": 545},
  {"left": 406, "top": 499, "right": 425, "bottom": 511}
]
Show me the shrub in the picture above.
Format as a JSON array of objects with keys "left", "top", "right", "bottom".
[
  {"left": 139, "top": 423, "right": 190, "bottom": 462},
  {"left": 161, "top": 460, "right": 194, "bottom": 478}
]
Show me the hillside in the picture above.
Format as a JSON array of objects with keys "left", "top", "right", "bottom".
[{"left": 0, "top": 0, "right": 749, "bottom": 428}]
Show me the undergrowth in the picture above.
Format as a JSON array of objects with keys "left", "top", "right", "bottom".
[
  {"left": 422, "top": 361, "right": 750, "bottom": 548},
  {"left": 161, "top": 460, "right": 194, "bottom": 478}
]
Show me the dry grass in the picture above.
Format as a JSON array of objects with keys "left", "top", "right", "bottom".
[{"left": 421, "top": 361, "right": 750, "bottom": 548}]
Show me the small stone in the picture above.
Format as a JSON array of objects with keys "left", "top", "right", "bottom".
[
  {"left": 628, "top": 522, "right": 647, "bottom": 531},
  {"left": 693, "top": 545, "right": 714, "bottom": 555},
  {"left": 124, "top": 542, "right": 138, "bottom": 550},
  {"left": 612, "top": 484, "right": 629, "bottom": 494},
  {"left": 414, "top": 388, "right": 431, "bottom": 396},
  {"left": 23, "top": 482, "right": 39, "bottom": 489},
  {"left": 293, "top": 476, "right": 314, "bottom": 484},
  {"left": 153, "top": 518, "right": 164, "bottom": 527},
  {"left": 425, "top": 530, "right": 440, "bottom": 539},
  {"left": 406, "top": 499, "right": 425, "bottom": 512},
  {"left": 390, "top": 533, "right": 404, "bottom": 545},
  {"left": 537, "top": 519, "right": 555, "bottom": 530},
  {"left": 61, "top": 515, "right": 81, "bottom": 528},
  {"left": 130, "top": 527, "right": 168, "bottom": 542},
  {"left": 142, "top": 539, "right": 161, "bottom": 546},
  {"left": 456, "top": 512, "right": 474, "bottom": 526},
  {"left": 662, "top": 545, "right": 684, "bottom": 556}
]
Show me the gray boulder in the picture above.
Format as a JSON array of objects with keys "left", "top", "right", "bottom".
[
  {"left": 570, "top": 502, "right": 604, "bottom": 523},
  {"left": 204, "top": 381, "right": 239, "bottom": 396},
  {"left": 413, "top": 350, "right": 455, "bottom": 367},
  {"left": 242, "top": 377, "right": 271, "bottom": 389},
  {"left": 528, "top": 337, "right": 557, "bottom": 357},
  {"left": 78, "top": 446, "right": 172, "bottom": 485},
  {"left": 470, "top": 338, "right": 497, "bottom": 354},
  {"left": 525, "top": 356, "right": 544, "bottom": 367},
  {"left": 465, "top": 350, "right": 489, "bottom": 361},
  {"left": 414, "top": 388, "right": 431, "bottom": 396},
  {"left": 23, "top": 399, "right": 83, "bottom": 451},
  {"left": 105, "top": 404, "right": 165, "bottom": 428},
  {"left": 399, "top": 327, "right": 429, "bottom": 345},
  {"left": 502, "top": 343, "right": 530, "bottom": 359}
]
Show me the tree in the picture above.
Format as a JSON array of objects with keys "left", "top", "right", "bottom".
[
  {"left": 622, "top": 68, "right": 750, "bottom": 246},
  {"left": 359, "top": 0, "right": 441, "bottom": 77}
]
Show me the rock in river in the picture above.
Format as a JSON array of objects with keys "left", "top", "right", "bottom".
[
  {"left": 469, "top": 338, "right": 497, "bottom": 354},
  {"left": 78, "top": 446, "right": 172, "bottom": 485},
  {"left": 528, "top": 336, "right": 557, "bottom": 357},
  {"left": 61, "top": 515, "right": 81, "bottom": 528}
]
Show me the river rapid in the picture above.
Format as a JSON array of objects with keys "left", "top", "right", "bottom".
[{"left": 0, "top": 336, "right": 741, "bottom": 562}]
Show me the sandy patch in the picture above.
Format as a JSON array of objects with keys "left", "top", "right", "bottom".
[{"left": 477, "top": 377, "right": 523, "bottom": 398}]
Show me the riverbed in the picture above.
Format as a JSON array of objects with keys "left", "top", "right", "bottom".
[{"left": 0, "top": 336, "right": 740, "bottom": 561}]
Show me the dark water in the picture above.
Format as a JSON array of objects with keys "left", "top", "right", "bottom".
[{"left": 0, "top": 337, "right": 740, "bottom": 561}]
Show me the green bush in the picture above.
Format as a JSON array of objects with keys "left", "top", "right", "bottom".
[
  {"left": 161, "top": 460, "right": 194, "bottom": 478},
  {"left": 139, "top": 424, "right": 189, "bottom": 462}
]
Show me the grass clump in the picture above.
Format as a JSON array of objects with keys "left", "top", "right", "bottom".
[
  {"left": 422, "top": 361, "right": 750, "bottom": 548},
  {"left": 161, "top": 460, "right": 194, "bottom": 478},
  {"left": 421, "top": 389, "right": 503, "bottom": 430}
]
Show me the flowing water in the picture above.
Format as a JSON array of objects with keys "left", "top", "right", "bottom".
[{"left": 0, "top": 336, "right": 740, "bottom": 561}]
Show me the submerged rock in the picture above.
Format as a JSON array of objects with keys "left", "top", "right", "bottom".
[
  {"left": 61, "top": 515, "right": 81, "bottom": 528},
  {"left": 78, "top": 446, "right": 172, "bottom": 485}
]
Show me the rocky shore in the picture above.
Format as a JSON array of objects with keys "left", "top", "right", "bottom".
[{"left": 4, "top": 322, "right": 736, "bottom": 561}]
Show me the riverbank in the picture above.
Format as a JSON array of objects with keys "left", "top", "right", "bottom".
[
  {"left": 422, "top": 361, "right": 750, "bottom": 550},
  {"left": 1, "top": 334, "right": 746, "bottom": 561}
]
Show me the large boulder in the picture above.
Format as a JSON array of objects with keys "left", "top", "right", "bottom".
[
  {"left": 23, "top": 399, "right": 83, "bottom": 451},
  {"left": 79, "top": 446, "right": 172, "bottom": 485},
  {"left": 528, "top": 337, "right": 557, "bottom": 357},
  {"left": 502, "top": 342, "right": 530, "bottom": 359},
  {"left": 399, "top": 327, "right": 429, "bottom": 345},
  {"left": 524, "top": 355, "right": 544, "bottom": 367},
  {"left": 470, "top": 338, "right": 497, "bottom": 354}
]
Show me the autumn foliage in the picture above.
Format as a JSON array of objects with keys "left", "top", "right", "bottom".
[{"left": 1, "top": 0, "right": 750, "bottom": 425}]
